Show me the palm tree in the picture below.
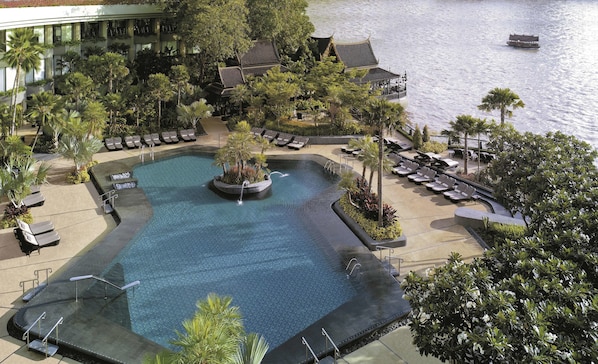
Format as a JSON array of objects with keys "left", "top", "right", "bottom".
[
  {"left": 233, "top": 333, "right": 269, "bottom": 364},
  {"left": 176, "top": 99, "right": 213, "bottom": 131},
  {"left": 1, "top": 28, "right": 46, "bottom": 135},
  {"left": 27, "top": 91, "right": 63, "bottom": 151},
  {"left": 0, "top": 155, "right": 49, "bottom": 208},
  {"left": 82, "top": 101, "right": 108, "bottom": 139},
  {"left": 230, "top": 84, "right": 251, "bottom": 115},
  {"left": 57, "top": 135, "right": 102, "bottom": 172},
  {"left": 478, "top": 87, "right": 525, "bottom": 125},
  {"left": 472, "top": 118, "right": 492, "bottom": 178},
  {"left": 62, "top": 72, "right": 95, "bottom": 111},
  {"left": 348, "top": 136, "right": 377, "bottom": 179},
  {"left": 361, "top": 97, "right": 403, "bottom": 226},
  {"left": 448, "top": 114, "right": 483, "bottom": 176}
]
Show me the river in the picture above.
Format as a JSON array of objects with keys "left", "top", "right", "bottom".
[{"left": 307, "top": 0, "right": 598, "bottom": 151}]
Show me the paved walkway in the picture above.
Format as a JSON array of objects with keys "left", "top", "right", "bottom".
[{"left": 0, "top": 118, "right": 487, "bottom": 363}]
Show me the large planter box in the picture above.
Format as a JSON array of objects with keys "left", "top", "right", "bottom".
[
  {"left": 332, "top": 200, "right": 406, "bottom": 251},
  {"left": 0, "top": 90, "right": 26, "bottom": 106}
]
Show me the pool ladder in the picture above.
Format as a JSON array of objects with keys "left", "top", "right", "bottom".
[
  {"left": 100, "top": 190, "right": 118, "bottom": 214},
  {"left": 302, "top": 328, "right": 340, "bottom": 363},
  {"left": 345, "top": 258, "right": 361, "bottom": 278},
  {"left": 22, "top": 312, "right": 64, "bottom": 357},
  {"left": 376, "top": 246, "right": 404, "bottom": 279}
]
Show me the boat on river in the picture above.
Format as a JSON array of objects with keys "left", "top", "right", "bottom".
[{"left": 507, "top": 34, "right": 540, "bottom": 48}]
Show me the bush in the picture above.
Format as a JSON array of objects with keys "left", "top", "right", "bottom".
[
  {"left": 340, "top": 194, "right": 402, "bottom": 240},
  {"left": 1, "top": 205, "right": 32, "bottom": 229},
  {"left": 420, "top": 140, "right": 448, "bottom": 154},
  {"left": 67, "top": 168, "right": 90, "bottom": 184},
  {"left": 475, "top": 220, "right": 527, "bottom": 248}
]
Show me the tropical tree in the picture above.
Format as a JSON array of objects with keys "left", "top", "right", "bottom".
[
  {"left": 61, "top": 72, "right": 96, "bottom": 111},
  {"left": 123, "top": 84, "right": 154, "bottom": 128},
  {"left": 27, "top": 91, "right": 64, "bottom": 151},
  {"left": 254, "top": 66, "right": 300, "bottom": 127},
  {"left": 145, "top": 293, "right": 268, "bottom": 364},
  {"left": 57, "top": 135, "right": 102, "bottom": 172},
  {"left": 348, "top": 136, "right": 377, "bottom": 181},
  {"left": 1, "top": 28, "right": 46, "bottom": 135},
  {"left": 412, "top": 125, "right": 423, "bottom": 150},
  {"left": 0, "top": 154, "right": 49, "bottom": 208},
  {"left": 84, "top": 52, "right": 130, "bottom": 94},
  {"left": 230, "top": 84, "right": 251, "bottom": 115},
  {"left": 478, "top": 87, "right": 525, "bottom": 125},
  {"left": 484, "top": 128, "right": 597, "bottom": 223},
  {"left": 471, "top": 118, "right": 492, "bottom": 178},
  {"left": 170, "top": 64, "right": 190, "bottom": 106},
  {"left": 361, "top": 97, "right": 403, "bottom": 226},
  {"left": 81, "top": 101, "right": 108, "bottom": 139},
  {"left": 176, "top": 99, "right": 213, "bottom": 131},
  {"left": 160, "top": 0, "right": 252, "bottom": 84},
  {"left": 246, "top": 0, "right": 314, "bottom": 55},
  {"left": 447, "top": 114, "right": 483, "bottom": 176},
  {"left": 102, "top": 93, "right": 124, "bottom": 133},
  {"left": 147, "top": 73, "right": 175, "bottom": 129}
]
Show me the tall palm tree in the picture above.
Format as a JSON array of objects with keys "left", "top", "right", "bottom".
[
  {"left": 362, "top": 97, "right": 403, "bottom": 226},
  {"left": 1, "top": 28, "right": 46, "bottom": 135},
  {"left": 478, "top": 87, "right": 525, "bottom": 125},
  {"left": 472, "top": 118, "right": 492, "bottom": 177},
  {"left": 448, "top": 114, "right": 483, "bottom": 176},
  {"left": 348, "top": 135, "right": 377, "bottom": 180},
  {"left": 27, "top": 91, "right": 63, "bottom": 151}
]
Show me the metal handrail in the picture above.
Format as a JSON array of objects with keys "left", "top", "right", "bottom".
[
  {"left": 20, "top": 278, "right": 38, "bottom": 295},
  {"left": 302, "top": 336, "right": 320, "bottom": 363},
  {"left": 321, "top": 328, "right": 340, "bottom": 362},
  {"left": 41, "top": 317, "right": 63, "bottom": 357},
  {"left": 22, "top": 311, "right": 46, "bottom": 344},
  {"left": 70, "top": 275, "right": 140, "bottom": 301},
  {"left": 376, "top": 245, "right": 395, "bottom": 260},
  {"left": 345, "top": 258, "right": 358, "bottom": 271}
]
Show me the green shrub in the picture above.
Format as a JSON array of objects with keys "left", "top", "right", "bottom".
[
  {"left": 1, "top": 207, "right": 32, "bottom": 229},
  {"left": 340, "top": 193, "right": 402, "bottom": 240},
  {"left": 67, "top": 169, "right": 90, "bottom": 184},
  {"left": 475, "top": 221, "right": 527, "bottom": 248},
  {"left": 421, "top": 140, "right": 448, "bottom": 154}
]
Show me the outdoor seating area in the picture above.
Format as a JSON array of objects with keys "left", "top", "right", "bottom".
[
  {"left": 179, "top": 129, "right": 197, "bottom": 142},
  {"left": 443, "top": 183, "right": 477, "bottom": 202},
  {"left": 161, "top": 131, "right": 180, "bottom": 144},
  {"left": 124, "top": 135, "right": 142, "bottom": 148},
  {"left": 288, "top": 136, "right": 309, "bottom": 150},
  {"left": 249, "top": 128, "right": 309, "bottom": 149},
  {"left": 13, "top": 218, "right": 60, "bottom": 255},
  {"left": 392, "top": 160, "right": 420, "bottom": 177},
  {"left": 425, "top": 174, "right": 457, "bottom": 193},
  {"left": 407, "top": 166, "right": 437, "bottom": 184}
]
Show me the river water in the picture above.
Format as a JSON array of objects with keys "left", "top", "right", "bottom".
[{"left": 307, "top": 0, "right": 598, "bottom": 150}]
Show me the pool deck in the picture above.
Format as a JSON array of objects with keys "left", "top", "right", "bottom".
[{"left": 0, "top": 117, "right": 486, "bottom": 363}]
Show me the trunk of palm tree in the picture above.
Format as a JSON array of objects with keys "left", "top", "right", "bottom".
[
  {"left": 10, "top": 66, "right": 22, "bottom": 136},
  {"left": 378, "top": 128, "right": 384, "bottom": 227},
  {"left": 463, "top": 132, "right": 469, "bottom": 176}
]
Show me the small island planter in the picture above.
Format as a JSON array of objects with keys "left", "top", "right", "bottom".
[
  {"left": 212, "top": 175, "right": 272, "bottom": 195},
  {"left": 332, "top": 200, "right": 407, "bottom": 251}
]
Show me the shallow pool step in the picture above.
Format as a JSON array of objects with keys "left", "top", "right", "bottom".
[
  {"left": 103, "top": 202, "right": 114, "bottom": 214},
  {"left": 22, "top": 283, "right": 47, "bottom": 302},
  {"left": 28, "top": 339, "right": 59, "bottom": 357}
]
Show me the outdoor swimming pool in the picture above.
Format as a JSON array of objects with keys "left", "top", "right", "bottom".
[{"left": 103, "top": 154, "right": 357, "bottom": 350}]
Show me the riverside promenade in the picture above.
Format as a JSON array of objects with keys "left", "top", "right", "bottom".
[{"left": 0, "top": 117, "right": 487, "bottom": 363}]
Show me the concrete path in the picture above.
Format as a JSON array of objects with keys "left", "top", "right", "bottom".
[{"left": 0, "top": 117, "right": 487, "bottom": 363}]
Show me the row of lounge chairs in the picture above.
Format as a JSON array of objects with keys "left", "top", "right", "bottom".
[
  {"left": 14, "top": 219, "right": 60, "bottom": 256},
  {"left": 105, "top": 130, "right": 198, "bottom": 151},
  {"left": 392, "top": 158, "right": 477, "bottom": 202},
  {"left": 250, "top": 128, "right": 309, "bottom": 150}
]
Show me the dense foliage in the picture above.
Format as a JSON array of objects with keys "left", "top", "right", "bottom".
[
  {"left": 402, "top": 129, "right": 598, "bottom": 363},
  {"left": 340, "top": 193, "right": 402, "bottom": 241}
]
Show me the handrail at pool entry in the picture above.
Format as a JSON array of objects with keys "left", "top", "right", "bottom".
[
  {"left": 70, "top": 275, "right": 140, "bottom": 301},
  {"left": 302, "top": 336, "right": 320, "bottom": 363},
  {"left": 22, "top": 311, "right": 46, "bottom": 343},
  {"left": 321, "top": 327, "right": 340, "bottom": 362}
]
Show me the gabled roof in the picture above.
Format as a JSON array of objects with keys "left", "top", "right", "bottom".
[
  {"left": 311, "top": 36, "right": 334, "bottom": 60},
  {"left": 333, "top": 39, "right": 378, "bottom": 69},
  {"left": 351, "top": 67, "right": 402, "bottom": 84},
  {"left": 240, "top": 39, "right": 281, "bottom": 68},
  {"left": 218, "top": 67, "right": 245, "bottom": 89}
]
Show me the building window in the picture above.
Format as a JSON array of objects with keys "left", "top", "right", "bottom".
[
  {"left": 161, "top": 41, "right": 177, "bottom": 55},
  {"left": 53, "top": 24, "right": 72, "bottom": 44},
  {"left": 0, "top": 68, "right": 6, "bottom": 92},
  {"left": 82, "top": 22, "right": 100, "bottom": 40},
  {"left": 33, "top": 26, "right": 44, "bottom": 44},
  {"left": 134, "top": 19, "right": 153, "bottom": 36},
  {"left": 54, "top": 55, "right": 69, "bottom": 76},
  {"left": 108, "top": 20, "right": 127, "bottom": 37}
]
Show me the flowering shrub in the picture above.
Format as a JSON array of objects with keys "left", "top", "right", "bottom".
[
  {"left": 1, "top": 205, "right": 32, "bottom": 229},
  {"left": 340, "top": 194, "right": 402, "bottom": 240}
]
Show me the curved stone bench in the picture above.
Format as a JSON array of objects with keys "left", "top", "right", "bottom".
[{"left": 454, "top": 207, "right": 526, "bottom": 229}]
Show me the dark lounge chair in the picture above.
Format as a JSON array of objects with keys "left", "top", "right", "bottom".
[
  {"left": 186, "top": 129, "right": 197, "bottom": 141},
  {"left": 14, "top": 229, "right": 60, "bottom": 255},
  {"left": 168, "top": 131, "right": 179, "bottom": 143},
  {"left": 275, "top": 133, "right": 294, "bottom": 147},
  {"left": 288, "top": 136, "right": 309, "bottom": 150},
  {"left": 179, "top": 129, "right": 191, "bottom": 142},
  {"left": 151, "top": 133, "right": 162, "bottom": 146},
  {"left": 125, "top": 135, "right": 142, "bottom": 148},
  {"left": 104, "top": 138, "right": 116, "bottom": 151},
  {"left": 23, "top": 193, "right": 45, "bottom": 207},
  {"left": 263, "top": 130, "right": 279, "bottom": 142},
  {"left": 113, "top": 137, "right": 124, "bottom": 150}
]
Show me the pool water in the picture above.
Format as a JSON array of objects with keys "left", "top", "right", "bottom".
[{"left": 104, "top": 155, "right": 357, "bottom": 350}]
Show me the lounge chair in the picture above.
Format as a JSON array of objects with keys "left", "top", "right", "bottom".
[
  {"left": 262, "top": 130, "right": 279, "bottom": 142},
  {"left": 275, "top": 133, "right": 294, "bottom": 147},
  {"left": 409, "top": 167, "right": 437, "bottom": 184},
  {"left": 14, "top": 229, "right": 60, "bottom": 255},
  {"left": 288, "top": 136, "right": 309, "bottom": 150},
  {"left": 110, "top": 171, "right": 132, "bottom": 181},
  {"left": 425, "top": 174, "right": 457, "bottom": 193},
  {"left": 113, "top": 137, "right": 124, "bottom": 150},
  {"left": 161, "top": 131, "right": 172, "bottom": 143},
  {"left": 151, "top": 133, "right": 162, "bottom": 146},
  {"left": 179, "top": 129, "right": 191, "bottom": 142},
  {"left": 23, "top": 193, "right": 45, "bottom": 207},
  {"left": 392, "top": 160, "right": 419, "bottom": 177},
  {"left": 104, "top": 138, "right": 116, "bottom": 151},
  {"left": 125, "top": 135, "right": 142, "bottom": 148},
  {"left": 432, "top": 158, "right": 459, "bottom": 170},
  {"left": 251, "top": 127, "right": 265, "bottom": 137},
  {"left": 17, "top": 218, "right": 54, "bottom": 235},
  {"left": 443, "top": 184, "right": 476, "bottom": 202},
  {"left": 186, "top": 129, "right": 197, "bottom": 141},
  {"left": 168, "top": 131, "right": 179, "bottom": 143},
  {"left": 30, "top": 185, "right": 41, "bottom": 194},
  {"left": 113, "top": 181, "right": 137, "bottom": 190}
]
